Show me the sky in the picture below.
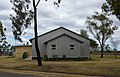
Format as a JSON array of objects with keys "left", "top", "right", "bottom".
[{"left": 0, "top": 0, "right": 120, "bottom": 49}]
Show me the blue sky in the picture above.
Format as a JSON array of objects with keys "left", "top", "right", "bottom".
[{"left": 0, "top": 0, "right": 120, "bottom": 49}]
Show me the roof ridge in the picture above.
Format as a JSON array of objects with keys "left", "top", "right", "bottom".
[{"left": 29, "top": 26, "right": 90, "bottom": 42}]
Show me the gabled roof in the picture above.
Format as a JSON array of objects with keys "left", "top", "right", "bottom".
[
  {"left": 29, "top": 27, "right": 90, "bottom": 42},
  {"left": 44, "top": 33, "right": 84, "bottom": 44}
]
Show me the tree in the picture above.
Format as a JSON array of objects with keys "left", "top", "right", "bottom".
[
  {"left": 110, "top": 37, "right": 120, "bottom": 51},
  {"left": 0, "top": 22, "right": 11, "bottom": 56},
  {"left": 32, "top": 0, "right": 61, "bottom": 66},
  {"left": 0, "top": 21, "right": 5, "bottom": 43},
  {"left": 80, "top": 29, "right": 89, "bottom": 38},
  {"left": 0, "top": 21, "right": 6, "bottom": 45},
  {"left": 0, "top": 21, "right": 6, "bottom": 40},
  {"left": 102, "top": 0, "right": 120, "bottom": 20},
  {"left": 10, "top": 0, "right": 61, "bottom": 66},
  {"left": 89, "top": 39, "right": 98, "bottom": 51},
  {"left": 10, "top": 0, "right": 33, "bottom": 42},
  {"left": 110, "top": 37, "right": 120, "bottom": 59},
  {"left": 104, "top": 44, "right": 112, "bottom": 51},
  {"left": 80, "top": 29, "right": 98, "bottom": 51},
  {"left": 86, "top": 12, "right": 118, "bottom": 58}
]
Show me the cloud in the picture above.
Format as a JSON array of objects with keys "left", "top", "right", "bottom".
[
  {"left": 0, "top": 1, "right": 11, "bottom": 11},
  {"left": 0, "top": 0, "right": 120, "bottom": 49}
]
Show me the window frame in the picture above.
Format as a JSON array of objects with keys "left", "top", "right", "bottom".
[
  {"left": 51, "top": 44, "right": 57, "bottom": 50},
  {"left": 69, "top": 45, "right": 75, "bottom": 50}
]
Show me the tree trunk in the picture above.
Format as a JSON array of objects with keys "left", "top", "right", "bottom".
[
  {"left": 101, "top": 44, "right": 104, "bottom": 58},
  {"left": 114, "top": 51, "right": 117, "bottom": 59},
  {"left": 101, "top": 45, "right": 104, "bottom": 58},
  {"left": 101, "top": 36, "right": 105, "bottom": 58},
  {"left": 33, "top": 0, "right": 42, "bottom": 66}
]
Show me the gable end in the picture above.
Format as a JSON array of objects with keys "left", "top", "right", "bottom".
[{"left": 44, "top": 33, "right": 84, "bottom": 44}]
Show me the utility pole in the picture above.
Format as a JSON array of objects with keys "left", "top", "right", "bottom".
[{"left": 33, "top": 0, "right": 42, "bottom": 66}]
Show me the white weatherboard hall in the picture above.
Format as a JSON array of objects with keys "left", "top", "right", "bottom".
[{"left": 30, "top": 27, "right": 90, "bottom": 59}]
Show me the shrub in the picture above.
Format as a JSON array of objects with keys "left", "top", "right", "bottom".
[
  {"left": 9, "top": 52, "right": 13, "bottom": 56},
  {"left": 50, "top": 54, "right": 58, "bottom": 61},
  {"left": 43, "top": 55, "right": 48, "bottom": 61},
  {"left": 22, "top": 52, "right": 28, "bottom": 59},
  {"left": 76, "top": 57, "right": 91, "bottom": 61},
  {"left": 63, "top": 55, "right": 66, "bottom": 60},
  {"left": 52, "top": 54, "right": 58, "bottom": 58}
]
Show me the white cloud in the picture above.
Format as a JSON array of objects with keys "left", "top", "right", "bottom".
[{"left": 0, "top": 0, "right": 120, "bottom": 49}]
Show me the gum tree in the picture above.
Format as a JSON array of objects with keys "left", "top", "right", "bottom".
[
  {"left": 80, "top": 29, "right": 89, "bottom": 38},
  {"left": 86, "top": 12, "right": 118, "bottom": 58},
  {"left": 0, "top": 21, "right": 7, "bottom": 55},
  {"left": 102, "top": 0, "right": 120, "bottom": 20},
  {"left": 80, "top": 29, "right": 98, "bottom": 51},
  {"left": 10, "top": 0, "right": 61, "bottom": 66}
]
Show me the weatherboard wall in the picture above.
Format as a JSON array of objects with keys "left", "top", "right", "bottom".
[
  {"left": 46, "top": 35, "right": 82, "bottom": 58},
  {"left": 31, "top": 27, "right": 90, "bottom": 58}
]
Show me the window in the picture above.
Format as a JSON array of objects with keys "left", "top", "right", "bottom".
[
  {"left": 51, "top": 45, "right": 57, "bottom": 49},
  {"left": 69, "top": 45, "right": 75, "bottom": 50}
]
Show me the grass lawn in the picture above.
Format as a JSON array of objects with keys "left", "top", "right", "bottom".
[{"left": 0, "top": 55, "right": 120, "bottom": 77}]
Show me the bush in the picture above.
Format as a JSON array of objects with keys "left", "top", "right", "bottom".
[
  {"left": 63, "top": 55, "right": 66, "bottom": 60},
  {"left": 47, "top": 54, "right": 58, "bottom": 61},
  {"left": 22, "top": 52, "right": 28, "bottom": 59},
  {"left": 43, "top": 55, "right": 48, "bottom": 61},
  {"left": 76, "top": 57, "right": 91, "bottom": 61},
  {"left": 9, "top": 52, "right": 13, "bottom": 56},
  {"left": 52, "top": 54, "right": 58, "bottom": 58},
  {"left": 47, "top": 57, "right": 91, "bottom": 61},
  {"left": 47, "top": 58, "right": 62, "bottom": 61}
]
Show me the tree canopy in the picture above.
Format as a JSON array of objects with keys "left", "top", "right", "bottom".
[
  {"left": 0, "top": 21, "right": 9, "bottom": 55},
  {"left": 0, "top": 21, "right": 6, "bottom": 37},
  {"left": 80, "top": 29, "right": 89, "bottom": 38},
  {"left": 102, "top": 0, "right": 120, "bottom": 20},
  {"left": 0, "top": 21, "right": 6, "bottom": 44},
  {"left": 10, "top": 0, "right": 33, "bottom": 42},
  {"left": 89, "top": 39, "right": 98, "bottom": 51}
]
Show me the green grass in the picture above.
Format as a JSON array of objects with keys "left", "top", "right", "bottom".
[{"left": 0, "top": 55, "right": 120, "bottom": 77}]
